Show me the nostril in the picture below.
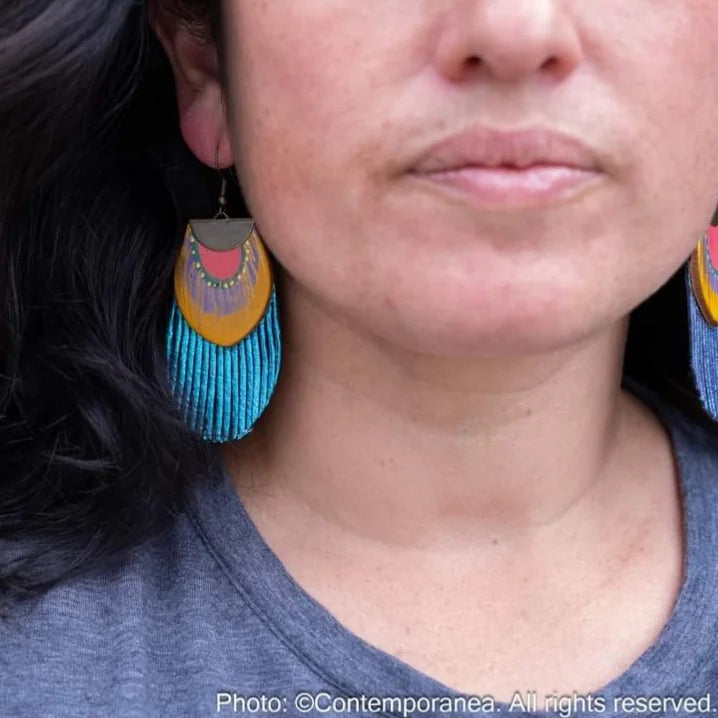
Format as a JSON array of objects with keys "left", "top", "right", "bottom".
[{"left": 542, "top": 56, "right": 560, "bottom": 70}]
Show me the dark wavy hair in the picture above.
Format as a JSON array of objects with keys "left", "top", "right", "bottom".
[{"left": 0, "top": 0, "right": 713, "bottom": 614}]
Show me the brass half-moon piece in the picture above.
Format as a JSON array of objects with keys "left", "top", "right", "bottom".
[{"left": 188, "top": 218, "right": 255, "bottom": 251}]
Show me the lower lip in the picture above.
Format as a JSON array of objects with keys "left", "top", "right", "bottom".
[{"left": 410, "top": 165, "right": 602, "bottom": 209}]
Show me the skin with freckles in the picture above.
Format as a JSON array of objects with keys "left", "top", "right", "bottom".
[{"left": 151, "top": 0, "right": 718, "bottom": 700}]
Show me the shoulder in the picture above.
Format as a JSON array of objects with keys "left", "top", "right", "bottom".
[{"left": 0, "top": 510, "right": 259, "bottom": 717}]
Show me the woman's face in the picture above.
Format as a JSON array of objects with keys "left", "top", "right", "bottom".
[{"left": 216, "top": 1, "right": 718, "bottom": 356}]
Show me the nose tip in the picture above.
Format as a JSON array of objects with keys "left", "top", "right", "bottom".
[{"left": 434, "top": 0, "right": 582, "bottom": 84}]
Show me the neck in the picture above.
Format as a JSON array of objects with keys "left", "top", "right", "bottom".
[{"left": 225, "top": 272, "right": 645, "bottom": 549}]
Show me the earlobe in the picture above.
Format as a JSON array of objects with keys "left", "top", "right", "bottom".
[
  {"left": 176, "top": 82, "right": 233, "bottom": 170},
  {"left": 148, "top": 0, "right": 232, "bottom": 168}
]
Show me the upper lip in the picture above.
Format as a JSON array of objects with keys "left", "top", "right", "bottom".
[{"left": 410, "top": 126, "right": 600, "bottom": 173}]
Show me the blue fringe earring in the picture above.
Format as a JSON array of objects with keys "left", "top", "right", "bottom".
[
  {"left": 165, "top": 156, "right": 281, "bottom": 442},
  {"left": 686, "top": 224, "right": 718, "bottom": 421}
]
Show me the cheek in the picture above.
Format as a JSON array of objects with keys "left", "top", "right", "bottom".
[
  {"left": 224, "top": 2, "right": 431, "bottom": 213},
  {"left": 615, "top": 3, "right": 718, "bottom": 193},
  {"left": 223, "top": 4, "right": 419, "bottom": 305},
  {"left": 585, "top": 2, "right": 718, "bottom": 294},
  {"left": 226, "top": 9, "right": 370, "bottom": 192}
]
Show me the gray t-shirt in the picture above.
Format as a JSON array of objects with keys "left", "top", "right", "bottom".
[{"left": 2, "top": 376, "right": 718, "bottom": 718}]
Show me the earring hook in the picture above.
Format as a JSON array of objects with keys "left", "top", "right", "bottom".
[{"left": 214, "top": 142, "right": 229, "bottom": 220}]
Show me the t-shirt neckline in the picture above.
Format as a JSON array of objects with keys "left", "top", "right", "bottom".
[{"left": 185, "top": 375, "right": 718, "bottom": 717}]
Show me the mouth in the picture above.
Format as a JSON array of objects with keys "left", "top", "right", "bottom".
[
  {"left": 409, "top": 163, "right": 603, "bottom": 209},
  {"left": 408, "top": 126, "right": 604, "bottom": 209}
]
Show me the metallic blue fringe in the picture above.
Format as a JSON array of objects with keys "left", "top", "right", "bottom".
[
  {"left": 166, "top": 287, "right": 282, "bottom": 442},
  {"left": 686, "top": 263, "right": 718, "bottom": 420}
]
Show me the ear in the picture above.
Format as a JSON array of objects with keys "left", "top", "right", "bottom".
[{"left": 148, "top": 0, "right": 233, "bottom": 168}]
